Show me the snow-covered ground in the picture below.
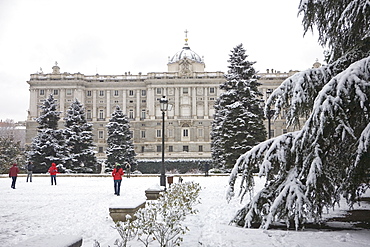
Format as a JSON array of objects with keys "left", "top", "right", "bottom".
[{"left": 1, "top": 175, "right": 369, "bottom": 247}]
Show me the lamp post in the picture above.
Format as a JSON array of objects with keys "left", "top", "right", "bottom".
[
  {"left": 159, "top": 96, "right": 168, "bottom": 187},
  {"left": 266, "top": 89, "right": 275, "bottom": 139}
]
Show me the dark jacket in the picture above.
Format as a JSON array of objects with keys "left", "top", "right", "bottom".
[{"left": 27, "top": 162, "right": 33, "bottom": 171}]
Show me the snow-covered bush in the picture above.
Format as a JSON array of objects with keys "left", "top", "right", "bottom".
[{"left": 114, "top": 182, "right": 201, "bottom": 247}]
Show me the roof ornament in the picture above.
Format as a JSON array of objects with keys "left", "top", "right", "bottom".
[{"left": 184, "top": 29, "right": 189, "bottom": 46}]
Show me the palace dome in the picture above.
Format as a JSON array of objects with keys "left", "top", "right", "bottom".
[{"left": 168, "top": 43, "right": 203, "bottom": 64}]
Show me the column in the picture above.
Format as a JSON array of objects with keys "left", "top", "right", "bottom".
[
  {"left": 192, "top": 87, "right": 197, "bottom": 117},
  {"left": 204, "top": 87, "right": 209, "bottom": 119},
  {"left": 136, "top": 89, "right": 140, "bottom": 120},
  {"left": 29, "top": 89, "right": 38, "bottom": 119},
  {"left": 106, "top": 90, "right": 111, "bottom": 117},
  {"left": 147, "top": 87, "right": 155, "bottom": 119},
  {"left": 121, "top": 89, "right": 127, "bottom": 114},
  {"left": 92, "top": 90, "right": 97, "bottom": 121},
  {"left": 59, "top": 89, "right": 65, "bottom": 116},
  {"left": 174, "top": 87, "right": 180, "bottom": 119}
]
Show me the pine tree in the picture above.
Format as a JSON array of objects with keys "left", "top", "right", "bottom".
[
  {"left": 106, "top": 106, "right": 137, "bottom": 171},
  {"left": 0, "top": 137, "right": 22, "bottom": 173},
  {"left": 64, "top": 99, "right": 97, "bottom": 173},
  {"left": 211, "top": 44, "right": 266, "bottom": 169},
  {"left": 28, "top": 94, "right": 66, "bottom": 173},
  {"left": 227, "top": 1, "right": 370, "bottom": 230}
]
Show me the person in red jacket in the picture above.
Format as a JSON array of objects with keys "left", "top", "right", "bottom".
[
  {"left": 48, "top": 163, "right": 58, "bottom": 185},
  {"left": 9, "top": 163, "right": 19, "bottom": 189},
  {"left": 112, "top": 164, "right": 124, "bottom": 196}
]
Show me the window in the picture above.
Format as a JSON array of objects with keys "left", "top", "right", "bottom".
[
  {"left": 198, "top": 129, "right": 203, "bottom": 137},
  {"left": 87, "top": 110, "right": 92, "bottom": 119},
  {"left": 129, "top": 109, "right": 134, "bottom": 119},
  {"left": 199, "top": 145, "right": 203, "bottom": 152},
  {"left": 168, "top": 129, "right": 173, "bottom": 137},
  {"left": 40, "top": 89, "right": 45, "bottom": 95},
  {"left": 157, "top": 145, "right": 162, "bottom": 152},
  {"left": 141, "top": 131, "right": 146, "bottom": 138},
  {"left": 98, "top": 131, "right": 104, "bottom": 139},
  {"left": 209, "top": 87, "right": 215, "bottom": 94},
  {"left": 129, "top": 90, "right": 134, "bottom": 96},
  {"left": 156, "top": 88, "right": 162, "bottom": 95},
  {"left": 114, "top": 90, "right": 119, "bottom": 96},
  {"left": 87, "top": 91, "right": 92, "bottom": 97},
  {"left": 183, "top": 129, "right": 189, "bottom": 137},
  {"left": 169, "top": 146, "right": 173, "bottom": 152},
  {"left": 141, "top": 90, "right": 146, "bottom": 96},
  {"left": 141, "top": 146, "right": 145, "bottom": 153},
  {"left": 156, "top": 129, "right": 162, "bottom": 138},
  {"left": 183, "top": 146, "right": 189, "bottom": 152},
  {"left": 53, "top": 89, "right": 58, "bottom": 95},
  {"left": 183, "top": 88, "right": 189, "bottom": 94},
  {"left": 98, "top": 147, "right": 103, "bottom": 153},
  {"left": 114, "top": 100, "right": 119, "bottom": 104},
  {"left": 99, "top": 90, "right": 104, "bottom": 96},
  {"left": 66, "top": 89, "right": 72, "bottom": 96},
  {"left": 141, "top": 109, "right": 146, "bottom": 119},
  {"left": 99, "top": 109, "right": 104, "bottom": 119}
]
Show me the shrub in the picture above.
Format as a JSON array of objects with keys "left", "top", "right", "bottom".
[{"left": 114, "top": 182, "right": 201, "bottom": 247}]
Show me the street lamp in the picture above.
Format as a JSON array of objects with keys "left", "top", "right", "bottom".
[
  {"left": 159, "top": 96, "right": 169, "bottom": 187},
  {"left": 266, "top": 89, "right": 275, "bottom": 139}
]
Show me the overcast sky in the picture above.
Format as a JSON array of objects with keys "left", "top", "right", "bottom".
[{"left": 0, "top": 0, "right": 324, "bottom": 122}]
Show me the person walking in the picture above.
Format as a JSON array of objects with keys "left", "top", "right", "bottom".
[
  {"left": 26, "top": 161, "right": 33, "bottom": 182},
  {"left": 112, "top": 164, "right": 124, "bottom": 196},
  {"left": 48, "top": 163, "right": 58, "bottom": 185},
  {"left": 204, "top": 163, "right": 210, "bottom": 177},
  {"left": 9, "top": 163, "right": 19, "bottom": 189},
  {"left": 125, "top": 162, "right": 131, "bottom": 178}
]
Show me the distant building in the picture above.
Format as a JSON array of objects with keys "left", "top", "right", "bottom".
[
  {"left": 26, "top": 35, "right": 318, "bottom": 160},
  {"left": 0, "top": 120, "right": 26, "bottom": 149}
]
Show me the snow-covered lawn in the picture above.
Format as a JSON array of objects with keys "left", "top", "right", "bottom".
[{"left": 1, "top": 175, "right": 369, "bottom": 247}]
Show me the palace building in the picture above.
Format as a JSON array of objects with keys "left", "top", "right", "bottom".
[{"left": 26, "top": 35, "right": 311, "bottom": 161}]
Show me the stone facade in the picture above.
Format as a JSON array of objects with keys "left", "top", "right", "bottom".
[{"left": 26, "top": 41, "right": 308, "bottom": 161}]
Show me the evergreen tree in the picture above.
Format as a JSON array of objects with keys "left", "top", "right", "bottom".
[
  {"left": 28, "top": 94, "right": 66, "bottom": 173},
  {"left": 106, "top": 106, "right": 137, "bottom": 171},
  {"left": 227, "top": 0, "right": 370, "bottom": 229},
  {"left": 211, "top": 44, "right": 266, "bottom": 169},
  {"left": 0, "top": 137, "right": 22, "bottom": 173},
  {"left": 64, "top": 99, "right": 97, "bottom": 173}
]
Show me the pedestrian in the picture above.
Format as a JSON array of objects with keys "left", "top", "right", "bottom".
[
  {"left": 26, "top": 161, "right": 33, "bottom": 182},
  {"left": 125, "top": 162, "right": 131, "bottom": 178},
  {"left": 112, "top": 164, "right": 124, "bottom": 196},
  {"left": 48, "top": 163, "right": 58, "bottom": 185},
  {"left": 9, "top": 163, "right": 19, "bottom": 189},
  {"left": 204, "top": 163, "right": 209, "bottom": 177}
]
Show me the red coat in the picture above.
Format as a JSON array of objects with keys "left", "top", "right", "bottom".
[
  {"left": 112, "top": 168, "right": 124, "bottom": 180},
  {"left": 48, "top": 163, "right": 58, "bottom": 175},
  {"left": 9, "top": 164, "right": 19, "bottom": 177}
]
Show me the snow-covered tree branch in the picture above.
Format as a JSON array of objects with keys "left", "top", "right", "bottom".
[
  {"left": 228, "top": 0, "right": 370, "bottom": 229},
  {"left": 228, "top": 55, "right": 370, "bottom": 230}
]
